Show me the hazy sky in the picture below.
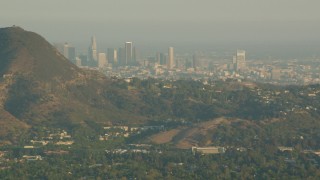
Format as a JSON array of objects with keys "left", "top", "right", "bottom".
[{"left": 1, "top": 0, "right": 320, "bottom": 53}]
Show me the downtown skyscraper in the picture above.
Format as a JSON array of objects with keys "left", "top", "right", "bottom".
[
  {"left": 88, "top": 36, "right": 98, "bottom": 65},
  {"left": 167, "top": 47, "right": 174, "bottom": 69},
  {"left": 235, "top": 50, "right": 246, "bottom": 71},
  {"left": 125, "top": 42, "right": 133, "bottom": 65}
]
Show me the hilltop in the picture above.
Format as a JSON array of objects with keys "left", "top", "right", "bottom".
[
  {"left": 0, "top": 26, "right": 80, "bottom": 81},
  {"left": 0, "top": 27, "right": 147, "bottom": 143}
]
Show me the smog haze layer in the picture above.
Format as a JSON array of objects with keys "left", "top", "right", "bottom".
[{"left": 2, "top": 0, "right": 320, "bottom": 58}]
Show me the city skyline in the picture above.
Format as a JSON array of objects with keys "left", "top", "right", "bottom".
[
  {"left": 55, "top": 34, "right": 320, "bottom": 87},
  {"left": 52, "top": 32, "right": 320, "bottom": 62}
]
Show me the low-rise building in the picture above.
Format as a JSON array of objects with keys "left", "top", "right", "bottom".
[
  {"left": 56, "top": 141, "right": 74, "bottom": 145},
  {"left": 22, "top": 155, "right": 42, "bottom": 161},
  {"left": 192, "top": 146, "right": 226, "bottom": 155},
  {"left": 278, "top": 146, "right": 294, "bottom": 152}
]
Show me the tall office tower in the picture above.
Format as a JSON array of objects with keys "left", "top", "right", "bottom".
[
  {"left": 107, "top": 48, "right": 118, "bottom": 65},
  {"left": 167, "top": 47, "right": 174, "bottom": 69},
  {"left": 98, "top": 53, "right": 107, "bottom": 68},
  {"left": 125, "top": 42, "right": 133, "bottom": 65},
  {"left": 88, "top": 36, "right": 98, "bottom": 62},
  {"left": 118, "top": 47, "right": 126, "bottom": 66},
  {"left": 236, "top": 50, "right": 246, "bottom": 71}
]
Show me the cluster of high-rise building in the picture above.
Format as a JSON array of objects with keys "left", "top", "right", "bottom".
[
  {"left": 54, "top": 37, "right": 177, "bottom": 71},
  {"left": 54, "top": 36, "right": 141, "bottom": 69},
  {"left": 86, "top": 37, "right": 138, "bottom": 68},
  {"left": 54, "top": 40, "right": 320, "bottom": 85},
  {"left": 59, "top": 36, "right": 304, "bottom": 85},
  {"left": 55, "top": 39, "right": 318, "bottom": 85},
  {"left": 54, "top": 39, "right": 248, "bottom": 76}
]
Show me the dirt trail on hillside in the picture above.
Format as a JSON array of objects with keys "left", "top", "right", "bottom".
[
  {"left": 150, "top": 129, "right": 182, "bottom": 144},
  {"left": 150, "top": 117, "right": 237, "bottom": 149}
]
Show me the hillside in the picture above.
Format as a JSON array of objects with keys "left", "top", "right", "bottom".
[
  {"left": 126, "top": 79, "right": 320, "bottom": 149},
  {"left": 0, "top": 26, "right": 80, "bottom": 81},
  {"left": 0, "top": 27, "right": 147, "bottom": 143}
]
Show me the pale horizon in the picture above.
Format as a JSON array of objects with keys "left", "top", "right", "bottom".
[{"left": 1, "top": 0, "right": 320, "bottom": 58}]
